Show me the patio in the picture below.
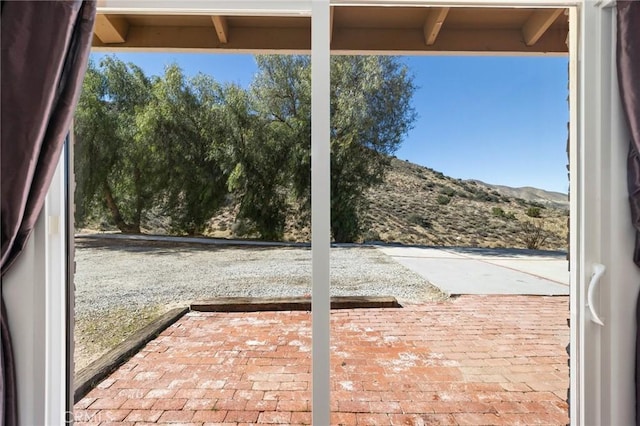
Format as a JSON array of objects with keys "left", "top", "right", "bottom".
[{"left": 74, "top": 295, "right": 569, "bottom": 425}]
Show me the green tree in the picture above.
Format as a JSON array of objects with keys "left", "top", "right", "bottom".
[
  {"left": 76, "top": 59, "right": 231, "bottom": 236},
  {"left": 252, "top": 55, "right": 416, "bottom": 242},
  {"left": 75, "top": 57, "right": 153, "bottom": 233},
  {"left": 137, "top": 66, "right": 230, "bottom": 235},
  {"left": 222, "top": 84, "right": 290, "bottom": 240},
  {"left": 74, "top": 61, "right": 111, "bottom": 228},
  {"left": 77, "top": 55, "right": 416, "bottom": 241},
  {"left": 252, "top": 56, "right": 312, "bottom": 219},
  {"left": 330, "top": 56, "right": 416, "bottom": 241}
]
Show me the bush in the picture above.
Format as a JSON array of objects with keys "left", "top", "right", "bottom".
[
  {"left": 436, "top": 195, "right": 451, "bottom": 205},
  {"left": 529, "top": 201, "right": 547, "bottom": 209},
  {"left": 440, "top": 186, "right": 456, "bottom": 197},
  {"left": 526, "top": 207, "right": 542, "bottom": 218},
  {"left": 521, "top": 220, "right": 549, "bottom": 249},
  {"left": 231, "top": 219, "right": 252, "bottom": 237},
  {"left": 407, "top": 213, "right": 432, "bottom": 228},
  {"left": 492, "top": 207, "right": 516, "bottom": 220},
  {"left": 473, "top": 190, "right": 499, "bottom": 202},
  {"left": 331, "top": 202, "right": 361, "bottom": 243},
  {"left": 361, "top": 229, "right": 381, "bottom": 242},
  {"left": 459, "top": 182, "right": 475, "bottom": 192}
]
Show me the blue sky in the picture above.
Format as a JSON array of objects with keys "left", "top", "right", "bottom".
[{"left": 90, "top": 52, "right": 569, "bottom": 193}]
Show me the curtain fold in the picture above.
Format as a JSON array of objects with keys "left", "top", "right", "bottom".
[
  {"left": 1, "top": 2, "right": 96, "bottom": 425},
  {"left": 616, "top": 1, "right": 640, "bottom": 424}
]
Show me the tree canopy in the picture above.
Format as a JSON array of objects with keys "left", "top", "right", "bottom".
[{"left": 75, "top": 55, "right": 415, "bottom": 241}]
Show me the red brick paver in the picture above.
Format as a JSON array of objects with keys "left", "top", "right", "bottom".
[{"left": 75, "top": 295, "right": 569, "bottom": 425}]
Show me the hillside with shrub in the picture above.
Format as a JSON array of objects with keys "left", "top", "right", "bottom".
[
  {"left": 361, "top": 158, "right": 568, "bottom": 250},
  {"left": 203, "top": 157, "right": 568, "bottom": 251},
  {"left": 82, "top": 155, "right": 568, "bottom": 251}
]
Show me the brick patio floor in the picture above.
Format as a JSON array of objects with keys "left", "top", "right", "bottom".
[{"left": 74, "top": 295, "right": 569, "bottom": 425}]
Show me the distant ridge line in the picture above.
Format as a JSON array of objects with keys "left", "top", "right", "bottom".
[{"left": 466, "top": 179, "right": 568, "bottom": 208}]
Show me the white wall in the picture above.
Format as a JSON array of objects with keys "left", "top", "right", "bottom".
[
  {"left": 3, "top": 216, "right": 47, "bottom": 426},
  {"left": 601, "top": 95, "right": 640, "bottom": 426},
  {"left": 577, "top": 3, "right": 640, "bottom": 424},
  {"left": 600, "top": 18, "right": 640, "bottom": 425},
  {"left": 3, "top": 150, "right": 68, "bottom": 426}
]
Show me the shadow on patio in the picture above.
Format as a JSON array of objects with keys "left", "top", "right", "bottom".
[{"left": 74, "top": 295, "right": 569, "bottom": 425}]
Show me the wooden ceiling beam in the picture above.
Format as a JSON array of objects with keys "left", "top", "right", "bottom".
[
  {"left": 330, "top": 6, "right": 335, "bottom": 43},
  {"left": 522, "top": 8, "right": 563, "bottom": 46},
  {"left": 94, "top": 14, "right": 129, "bottom": 43},
  {"left": 331, "top": 27, "right": 568, "bottom": 55},
  {"left": 211, "top": 15, "right": 229, "bottom": 44},
  {"left": 92, "top": 26, "right": 310, "bottom": 53},
  {"left": 423, "top": 7, "right": 449, "bottom": 46},
  {"left": 91, "top": 25, "right": 568, "bottom": 55}
]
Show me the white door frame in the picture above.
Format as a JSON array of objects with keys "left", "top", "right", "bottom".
[
  {"left": 3, "top": 145, "right": 68, "bottom": 426},
  {"left": 12, "top": 0, "right": 632, "bottom": 424},
  {"left": 576, "top": 1, "right": 640, "bottom": 425},
  {"left": 310, "top": 1, "right": 331, "bottom": 424}
]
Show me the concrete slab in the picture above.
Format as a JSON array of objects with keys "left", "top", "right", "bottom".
[
  {"left": 441, "top": 247, "right": 570, "bottom": 285},
  {"left": 442, "top": 246, "right": 568, "bottom": 260},
  {"left": 479, "top": 259, "right": 569, "bottom": 285},
  {"left": 376, "top": 246, "right": 467, "bottom": 260},
  {"left": 377, "top": 245, "right": 569, "bottom": 296}
]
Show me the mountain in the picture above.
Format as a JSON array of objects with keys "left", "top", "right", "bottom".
[
  {"left": 469, "top": 181, "right": 568, "bottom": 209},
  {"left": 206, "top": 157, "right": 569, "bottom": 251}
]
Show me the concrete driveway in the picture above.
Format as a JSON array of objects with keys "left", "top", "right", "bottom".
[{"left": 376, "top": 245, "right": 569, "bottom": 296}]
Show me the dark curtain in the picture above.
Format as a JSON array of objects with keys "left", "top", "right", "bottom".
[
  {"left": 617, "top": 1, "right": 640, "bottom": 424},
  {"left": 1, "top": 2, "right": 96, "bottom": 425}
]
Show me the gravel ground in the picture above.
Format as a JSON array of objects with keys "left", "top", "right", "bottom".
[{"left": 73, "top": 236, "right": 445, "bottom": 372}]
